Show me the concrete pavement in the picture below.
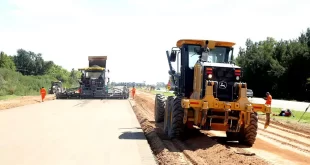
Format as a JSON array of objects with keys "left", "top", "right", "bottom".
[{"left": 0, "top": 100, "right": 156, "bottom": 165}]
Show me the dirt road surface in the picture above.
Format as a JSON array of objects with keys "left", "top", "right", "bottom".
[
  {"left": 0, "top": 99, "right": 156, "bottom": 165},
  {"left": 0, "top": 95, "right": 55, "bottom": 110},
  {"left": 134, "top": 91, "right": 310, "bottom": 165}
]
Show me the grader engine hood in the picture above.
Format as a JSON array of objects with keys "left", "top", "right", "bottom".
[
  {"left": 203, "top": 63, "right": 243, "bottom": 102},
  {"left": 88, "top": 56, "right": 107, "bottom": 68}
]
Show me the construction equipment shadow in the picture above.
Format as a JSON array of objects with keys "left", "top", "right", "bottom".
[
  {"left": 210, "top": 136, "right": 253, "bottom": 149},
  {"left": 118, "top": 131, "right": 147, "bottom": 140}
]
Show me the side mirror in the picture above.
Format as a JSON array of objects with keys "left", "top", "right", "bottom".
[{"left": 170, "top": 51, "right": 177, "bottom": 62}]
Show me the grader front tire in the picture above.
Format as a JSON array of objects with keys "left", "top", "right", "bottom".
[
  {"left": 155, "top": 94, "right": 165, "bottom": 123},
  {"left": 239, "top": 112, "right": 258, "bottom": 146},
  {"left": 168, "top": 96, "right": 185, "bottom": 139}
]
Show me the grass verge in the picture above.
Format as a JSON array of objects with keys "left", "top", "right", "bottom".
[
  {"left": 270, "top": 108, "right": 310, "bottom": 124},
  {"left": 0, "top": 68, "right": 79, "bottom": 97},
  {"left": 258, "top": 108, "right": 310, "bottom": 124}
]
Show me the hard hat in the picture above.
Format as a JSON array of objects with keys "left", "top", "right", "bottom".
[{"left": 266, "top": 92, "right": 270, "bottom": 95}]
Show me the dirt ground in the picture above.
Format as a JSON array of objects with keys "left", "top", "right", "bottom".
[
  {"left": 258, "top": 115, "right": 310, "bottom": 135},
  {"left": 1, "top": 91, "right": 309, "bottom": 164},
  {"left": 0, "top": 95, "right": 55, "bottom": 110},
  {"left": 131, "top": 91, "right": 310, "bottom": 165}
]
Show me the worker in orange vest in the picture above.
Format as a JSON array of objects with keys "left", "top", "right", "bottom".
[
  {"left": 131, "top": 86, "right": 136, "bottom": 99},
  {"left": 40, "top": 87, "right": 47, "bottom": 102},
  {"left": 264, "top": 92, "right": 272, "bottom": 105}
]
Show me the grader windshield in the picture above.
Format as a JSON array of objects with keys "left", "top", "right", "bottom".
[{"left": 188, "top": 45, "right": 233, "bottom": 68}]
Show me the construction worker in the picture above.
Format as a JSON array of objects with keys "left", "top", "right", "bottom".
[
  {"left": 273, "top": 108, "right": 293, "bottom": 117},
  {"left": 123, "top": 85, "right": 128, "bottom": 94},
  {"left": 131, "top": 86, "right": 136, "bottom": 99},
  {"left": 40, "top": 87, "right": 47, "bottom": 102},
  {"left": 264, "top": 92, "right": 272, "bottom": 105}
]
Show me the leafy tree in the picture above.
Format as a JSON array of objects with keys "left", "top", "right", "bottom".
[
  {"left": 236, "top": 28, "right": 310, "bottom": 101},
  {"left": 0, "top": 51, "right": 16, "bottom": 71},
  {"left": 0, "top": 49, "right": 81, "bottom": 96}
]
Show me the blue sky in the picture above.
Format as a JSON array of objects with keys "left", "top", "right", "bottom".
[{"left": 0, "top": 0, "right": 310, "bottom": 84}]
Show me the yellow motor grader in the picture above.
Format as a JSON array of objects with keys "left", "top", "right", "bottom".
[{"left": 154, "top": 39, "right": 271, "bottom": 146}]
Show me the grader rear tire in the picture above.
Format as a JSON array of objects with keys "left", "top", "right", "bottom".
[
  {"left": 168, "top": 96, "right": 185, "bottom": 139},
  {"left": 164, "top": 96, "right": 174, "bottom": 135},
  {"left": 155, "top": 94, "right": 165, "bottom": 123},
  {"left": 239, "top": 112, "right": 258, "bottom": 146}
]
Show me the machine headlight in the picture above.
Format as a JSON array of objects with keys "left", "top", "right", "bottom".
[
  {"left": 208, "top": 74, "right": 212, "bottom": 79},
  {"left": 236, "top": 76, "right": 240, "bottom": 81}
]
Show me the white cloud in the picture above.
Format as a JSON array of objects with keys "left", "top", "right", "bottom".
[
  {"left": 8, "top": 0, "right": 91, "bottom": 23},
  {"left": 10, "top": 0, "right": 77, "bottom": 13},
  {"left": 1, "top": 0, "right": 310, "bottom": 84}
]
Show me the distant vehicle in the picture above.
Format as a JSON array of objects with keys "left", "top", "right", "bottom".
[
  {"left": 247, "top": 89, "right": 253, "bottom": 98},
  {"left": 48, "top": 81, "right": 63, "bottom": 94}
]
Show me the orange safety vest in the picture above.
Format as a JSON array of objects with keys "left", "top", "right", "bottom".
[
  {"left": 132, "top": 88, "right": 136, "bottom": 93},
  {"left": 265, "top": 95, "right": 272, "bottom": 105},
  {"left": 40, "top": 88, "right": 46, "bottom": 95}
]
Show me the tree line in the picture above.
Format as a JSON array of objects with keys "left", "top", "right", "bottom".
[
  {"left": 0, "top": 49, "right": 81, "bottom": 96},
  {"left": 236, "top": 28, "right": 310, "bottom": 101}
]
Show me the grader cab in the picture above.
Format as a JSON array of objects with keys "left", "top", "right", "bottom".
[{"left": 154, "top": 39, "right": 271, "bottom": 146}]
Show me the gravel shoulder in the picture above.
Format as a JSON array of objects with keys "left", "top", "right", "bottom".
[{"left": 0, "top": 94, "right": 55, "bottom": 110}]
